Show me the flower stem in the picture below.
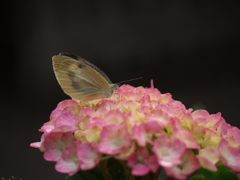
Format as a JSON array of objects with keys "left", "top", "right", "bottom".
[
  {"left": 165, "top": 176, "right": 177, "bottom": 180},
  {"left": 98, "top": 159, "right": 112, "bottom": 180},
  {"left": 142, "top": 175, "right": 151, "bottom": 180},
  {"left": 153, "top": 166, "right": 161, "bottom": 180},
  {"left": 100, "top": 155, "right": 113, "bottom": 161},
  {"left": 119, "top": 160, "right": 135, "bottom": 180}
]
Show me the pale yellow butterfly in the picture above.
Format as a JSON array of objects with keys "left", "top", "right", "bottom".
[{"left": 52, "top": 52, "right": 119, "bottom": 101}]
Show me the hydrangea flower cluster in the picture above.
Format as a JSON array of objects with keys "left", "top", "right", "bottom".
[{"left": 31, "top": 84, "right": 240, "bottom": 179}]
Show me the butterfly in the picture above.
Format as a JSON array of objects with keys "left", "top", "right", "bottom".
[{"left": 52, "top": 52, "right": 119, "bottom": 101}]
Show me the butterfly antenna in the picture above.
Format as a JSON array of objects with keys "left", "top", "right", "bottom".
[{"left": 117, "top": 77, "right": 142, "bottom": 85}]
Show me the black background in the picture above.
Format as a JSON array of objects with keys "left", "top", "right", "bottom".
[{"left": 1, "top": 1, "right": 240, "bottom": 180}]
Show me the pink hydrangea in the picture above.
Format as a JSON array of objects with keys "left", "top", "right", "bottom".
[
  {"left": 152, "top": 135, "right": 186, "bottom": 168},
  {"left": 98, "top": 124, "right": 132, "bottom": 155},
  {"left": 55, "top": 140, "right": 82, "bottom": 176},
  {"left": 31, "top": 83, "right": 240, "bottom": 179},
  {"left": 164, "top": 149, "right": 200, "bottom": 179},
  {"left": 127, "top": 148, "right": 158, "bottom": 176}
]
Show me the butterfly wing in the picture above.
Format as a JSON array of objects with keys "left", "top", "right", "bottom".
[
  {"left": 52, "top": 54, "right": 113, "bottom": 101},
  {"left": 59, "top": 52, "right": 112, "bottom": 84}
]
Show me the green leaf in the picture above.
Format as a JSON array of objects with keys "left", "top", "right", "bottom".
[
  {"left": 66, "top": 158, "right": 161, "bottom": 180},
  {"left": 66, "top": 158, "right": 126, "bottom": 180},
  {"left": 189, "top": 165, "right": 238, "bottom": 180},
  {"left": 106, "top": 158, "right": 125, "bottom": 180},
  {"left": 66, "top": 167, "right": 106, "bottom": 180},
  {"left": 2, "top": 177, "right": 20, "bottom": 180},
  {"left": 191, "top": 102, "right": 206, "bottom": 111}
]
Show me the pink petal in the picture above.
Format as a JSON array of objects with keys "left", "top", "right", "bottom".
[
  {"left": 55, "top": 140, "right": 82, "bottom": 176},
  {"left": 50, "top": 109, "right": 63, "bottom": 121},
  {"left": 164, "top": 150, "right": 200, "bottom": 180},
  {"left": 196, "top": 147, "right": 219, "bottom": 171},
  {"left": 114, "top": 143, "right": 136, "bottom": 160},
  {"left": 226, "top": 126, "right": 240, "bottom": 145},
  {"left": 44, "top": 148, "right": 62, "bottom": 161},
  {"left": 120, "top": 100, "right": 141, "bottom": 112},
  {"left": 55, "top": 147, "right": 79, "bottom": 176},
  {"left": 39, "top": 123, "right": 55, "bottom": 133},
  {"left": 127, "top": 149, "right": 150, "bottom": 176},
  {"left": 146, "top": 109, "right": 172, "bottom": 127},
  {"left": 127, "top": 148, "right": 158, "bottom": 176},
  {"left": 147, "top": 155, "right": 159, "bottom": 172},
  {"left": 218, "top": 138, "right": 240, "bottom": 172},
  {"left": 173, "top": 128, "right": 200, "bottom": 149},
  {"left": 55, "top": 112, "right": 79, "bottom": 128},
  {"left": 104, "top": 109, "right": 126, "bottom": 125},
  {"left": 98, "top": 124, "right": 131, "bottom": 155},
  {"left": 77, "top": 142, "right": 100, "bottom": 170},
  {"left": 30, "top": 142, "right": 41, "bottom": 148},
  {"left": 56, "top": 99, "right": 80, "bottom": 111},
  {"left": 152, "top": 135, "right": 186, "bottom": 168},
  {"left": 132, "top": 164, "right": 150, "bottom": 176},
  {"left": 56, "top": 158, "right": 79, "bottom": 176},
  {"left": 40, "top": 132, "right": 75, "bottom": 160},
  {"left": 197, "top": 156, "right": 217, "bottom": 171},
  {"left": 132, "top": 121, "right": 162, "bottom": 146},
  {"left": 42, "top": 132, "right": 75, "bottom": 150}
]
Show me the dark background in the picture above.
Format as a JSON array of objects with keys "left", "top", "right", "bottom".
[{"left": 1, "top": 1, "right": 240, "bottom": 180}]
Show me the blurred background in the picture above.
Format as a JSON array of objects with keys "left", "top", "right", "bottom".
[{"left": 1, "top": 1, "right": 240, "bottom": 180}]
